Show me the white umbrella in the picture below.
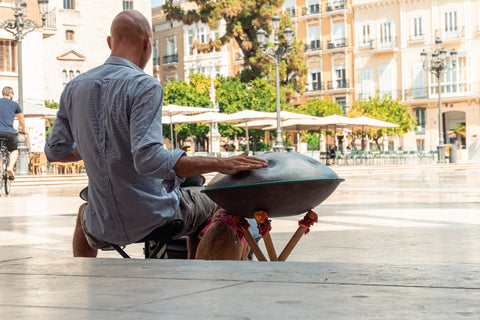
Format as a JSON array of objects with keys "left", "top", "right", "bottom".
[
  {"left": 161, "top": 104, "right": 212, "bottom": 149},
  {"left": 23, "top": 102, "right": 58, "bottom": 119},
  {"left": 350, "top": 116, "right": 399, "bottom": 129}
]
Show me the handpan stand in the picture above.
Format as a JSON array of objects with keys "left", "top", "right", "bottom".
[{"left": 202, "top": 152, "right": 344, "bottom": 262}]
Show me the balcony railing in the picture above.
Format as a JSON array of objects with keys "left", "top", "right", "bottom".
[
  {"left": 163, "top": 54, "right": 178, "bottom": 64},
  {"left": 311, "top": 82, "right": 322, "bottom": 91},
  {"left": 302, "top": 4, "right": 321, "bottom": 16},
  {"left": 327, "top": 79, "right": 349, "bottom": 90},
  {"left": 304, "top": 40, "right": 322, "bottom": 52},
  {"left": 358, "top": 37, "right": 398, "bottom": 50},
  {"left": 326, "top": 1, "right": 345, "bottom": 12},
  {"left": 326, "top": 38, "right": 347, "bottom": 49},
  {"left": 404, "top": 88, "right": 428, "bottom": 101},
  {"left": 436, "top": 26, "right": 465, "bottom": 40},
  {"left": 45, "top": 9, "right": 56, "bottom": 28},
  {"left": 153, "top": 57, "right": 160, "bottom": 66}
]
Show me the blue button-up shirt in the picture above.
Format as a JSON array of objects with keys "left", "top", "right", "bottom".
[{"left": 45, "top": 57, "right": 185, "bottom": 246}]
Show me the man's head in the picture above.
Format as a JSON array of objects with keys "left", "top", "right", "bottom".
[
  {"left": 107, "top": 10, "right": 152, "bottom": 70},
  {"left": 2, "top": 86, "right": 14, "bottom": 100}
]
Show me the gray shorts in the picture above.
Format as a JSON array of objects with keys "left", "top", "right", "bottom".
[{"left": 81, "top": 186, "right": 216, "bottom": 250}]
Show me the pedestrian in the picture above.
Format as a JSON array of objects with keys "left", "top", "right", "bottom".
[
  {"left": 0, "top": 86, "right": 26, "bottom": 179},
  {"left": 45, "top": 10, "right": 268, "bottom": 258}
]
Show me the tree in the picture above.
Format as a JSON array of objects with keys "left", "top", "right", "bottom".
[
  {"left": 162, "top": 0, "right": 307, "bottom": 96},
  {"left": 288, "top": 98, "right": 344, "bottom": 117},
  {"left": 447, "top": 123, "right": 466, "bottom": 148},
  {"left": 163, "top": 74, "right": 212, "bottom": 149},
  {"left": 348, "top": 93, "right": 415, "bottom": 150}
]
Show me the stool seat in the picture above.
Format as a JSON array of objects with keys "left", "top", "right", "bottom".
[{"left": 112, "top": 219, "right": 184, "bottom": 259}]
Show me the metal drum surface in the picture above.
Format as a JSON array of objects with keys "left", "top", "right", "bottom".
[{"left": 202, "top": 152, "right": 344, "bottom": 218}]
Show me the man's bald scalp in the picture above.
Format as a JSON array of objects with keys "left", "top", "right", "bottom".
[{"left": 110, "top": 10, "right": 151, "bottom": 42}]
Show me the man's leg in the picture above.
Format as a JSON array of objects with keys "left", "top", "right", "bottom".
[
  {"left": 7, "top": 149, "right": 17, "bottom": 176},
  {"left": 73, "top": 203, "right": 98, "bottom": 257}
]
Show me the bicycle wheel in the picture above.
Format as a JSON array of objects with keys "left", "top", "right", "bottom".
[
  {"left": 0, "top": 173, "right": 3, "bottom": 197},
  {"left": 4, "top": 173, "right": 11, "bottom": 195}
]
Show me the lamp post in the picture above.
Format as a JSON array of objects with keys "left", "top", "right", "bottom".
[
  {"left": 0, "top": 0, "right": 49, "bottom": 175},
  {"left": 257, "top": 14, "right": 294, "bottom": 152},
  {"left": 420, "top": 38, "right": 457, "bottom": 163},
  {"left": 0, "top": 0, "right": 49, "bottom": 112}
]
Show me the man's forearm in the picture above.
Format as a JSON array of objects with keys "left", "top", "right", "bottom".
[
  {"left": 173, "top": 155, "right": 221, "bottom": 177},
  {"left": 46, "top": 147, "right": 82, "bottom": 162}
]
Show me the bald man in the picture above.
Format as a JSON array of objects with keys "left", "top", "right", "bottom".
[{"left": 45, "top": 10, "right": 268, "bottom": 258}]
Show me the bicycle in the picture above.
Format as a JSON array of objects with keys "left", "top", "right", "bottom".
[{"left": 0, "top": 138, "right": 13, "bottom": 196}]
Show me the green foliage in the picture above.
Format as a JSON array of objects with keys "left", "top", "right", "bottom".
[
  {"left": 348, "top": 92, "right": 415, "bottom": 149},
  {"left": 287, "top": 98, "right": 344, "bottom": 117},
  {"left": 301, "top": 132, "right": 320, "bottom": 150},
  {"left": 162, "top": 0, "right": 307, "bottom": 95},
  {"left": 44, "top": 100, "right": 59, "bottom": 109}
]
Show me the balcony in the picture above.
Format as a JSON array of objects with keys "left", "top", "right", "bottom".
[
  {"left": 326, "top": 38, "right": 347, "bottom": 50},
  {"left": 163, "top": 54, "right": 178, "bottom": 64},
  {"left": 358, "top": 37, "right": 398, "bottom": 52},
  {"left": 327, "top": 79, "right": 349, "bottom": 90},
  {"left": 436, "top": 26, "right": 465, "bottom": 42},
  {"left": 311, "top": 82, "right": 322, "bottom": 91},
  {"left": 326, "top": 1, "right": 345, "bottom": 12},
  {"left": 404, "top": 88, "right": 428, "bottom": 101},
  {"left": 304, "top": 40, "right": 322, "bottom": 53},
  {"left": 302, "top": 4, "right": 321, "bottom": 16}
]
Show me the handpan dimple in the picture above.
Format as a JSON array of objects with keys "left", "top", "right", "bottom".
[{"left": 202, "top": 152, "right": 344, "bottom": 218}]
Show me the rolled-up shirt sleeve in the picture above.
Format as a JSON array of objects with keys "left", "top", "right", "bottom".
[
  {"left": 44, "top": 90, "right": 75, "bottom": 161},
  {"left": 130, "top": 80, "right": 185, "bottom": 191}
]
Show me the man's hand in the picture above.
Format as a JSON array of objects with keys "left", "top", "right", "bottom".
[
  {"left": 173, "top": 151, "right": 269, "bottom": 178},
  {"left": 217, "top": 151, "right": 269, "bottom": 175}
]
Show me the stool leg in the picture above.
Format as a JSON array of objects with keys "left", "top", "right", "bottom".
[
  {"left": 278, "top": 210, "right": 318, "bottom": 261},
  {"left": 236, "top": 217, "right": 267, "bottom": 262},
  {"left": 254, "top": 211, "right": 277, "bottom": 261}
]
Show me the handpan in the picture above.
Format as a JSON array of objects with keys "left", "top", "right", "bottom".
[{"left": 202, "top": 151, "right": 344, "bottom": 218}]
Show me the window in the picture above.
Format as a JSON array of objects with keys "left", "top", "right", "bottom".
[
  {"left": 378, "top": 64, "right": 394, "bottom": 97},
  {"left": 196, "top": 27, "right": 209, "bottom": 44},
  {"left": 379, "top": 21, "right": 393, "bottom": 47},
  {"left": 411, "top": 16, "right": 423, "bottom": 40},
  {"left": 311, "top": 70, "right": 321, "bottom": 91},
  {"left": 215, "top": 66, "right": 221, "bottom": 78},
  {"left": 412, "top": 64, "right": 426, "bottom": 98},
  {"left": 360, "top": 69, "right": 374, "bottom": 99},
  {"left": 444, "top": 10, "right": 458, "bottom": 38},
  {"left": 63, "top": 0, "right": 74, "bottom": 10},
  {"left": 0, "top": 39, "right": 17, "bottom": 72},
  {"left": 187, "top": 30, "right": 194, "bottom": 55},
  {"left": 65, "top": 30, "right": 74, "bottom": 41},
  {"left": 360, "top": 24, "right": 372, "bottom": 47},
  {"left": 123, "top": 1, "right": 133, "bottom": 10},
  {"left": 62, "top": 70, "right": 68, "bottom": 83},
  {"left": 334, "top": 97, "right": 347, "bottom": 114},
  {"left": 430, "top": 56, "right": 470, "bottom": 95},
  {"left": 76, "top": 70, "right": 81, "bottom": 76},
  {"left": 69, "top": 70, "right": 74, "bottom": 81},
  {"left": 332, "top": 21, "right": 345, "bottom": 47},
  {"left": 307, "top": 0, "right": 320, "bottom": 14},
  {"left": 307, "top": 24, "right": 321, "bottom": 50},
  {"left": 414, "top": 108, "right": 426, "bottom": 134}
]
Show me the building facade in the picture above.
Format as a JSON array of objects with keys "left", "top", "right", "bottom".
[
  {"left": 152, "top": 0, "right": 239, "bottom": 85},
  {"left": 43, "top": 0, "right": 152, "bottom": 102},
  {"left": 353, "top": 0, "right": 480, "bottom": 159},
  {"left": 286, "top": 0, "right": 355, "bottom": 114}
]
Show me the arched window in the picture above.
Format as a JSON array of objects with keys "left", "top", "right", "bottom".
[
  {"left": 76, "top": 70, "right": 81, "bottom": 76},
  {"left": 62, "top": 70, "right": 68, "bottom": 83},
  {"left": 65, "top": 30, "right": 74, "bottom": 41},
  {"left": 69, "top": 70, "right": 74, "bottom": 80},
  {"left": 123, "top": 1, "right": 133, "bottom": 10}
]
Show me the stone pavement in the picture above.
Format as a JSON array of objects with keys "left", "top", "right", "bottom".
[{"left": 1, "top": 162, "right": 480, "bottom": 319}]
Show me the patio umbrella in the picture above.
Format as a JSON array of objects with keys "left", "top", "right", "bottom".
[
  {"left": 349, "top": 116, "right": 399, "bottom": 151},
  {"left": 23, "top": 102, "right": 58, "bottom": 119},
  {"left": 161, "top": 104, "right": 212, "bottom": 149},
  {"left": 227, "top": 110, "right": 319, "bottom": 151}
]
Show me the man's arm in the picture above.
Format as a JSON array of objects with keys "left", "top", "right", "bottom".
[
  {"left": 173, "top": 151, "right": 269, "bottom": 178},
  {"left": 46, "top": 146, "right": 82, "bottom": 163},
  {"left": 15, "top": 113, "right": 26, "bottom": 134}
]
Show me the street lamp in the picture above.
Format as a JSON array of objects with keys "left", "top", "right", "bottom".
[
  {"left": 0, "top": 0, "right": 49, "bottom": 111},
  {"left": 420, "top": 38, "right": 457, "bottom": 163},
  {"left": 0, "top": 0, "right": 49, "bottom": 175},
  {"left": 257, "top": 14, "right": 294, "bottom": 152}
]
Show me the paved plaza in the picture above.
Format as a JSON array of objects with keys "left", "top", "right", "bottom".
[{"left": 1, "top": 163, "right": 480, "bottom": 319}]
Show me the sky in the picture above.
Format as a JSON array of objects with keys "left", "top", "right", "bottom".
[{"left": 151, "top": 0, "right": 161, "bottom": 8}]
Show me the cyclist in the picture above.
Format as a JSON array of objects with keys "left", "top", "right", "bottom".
[{"left": 0, "top": 86, "right": 26, "bottom": 179}]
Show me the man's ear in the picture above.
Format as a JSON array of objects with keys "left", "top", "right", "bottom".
[
  {"left": 107, "top": 36, "right": 112, "bottom": 50},
  {"left": 144, "top": 36, "right": 150, "bottom": 49}
]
